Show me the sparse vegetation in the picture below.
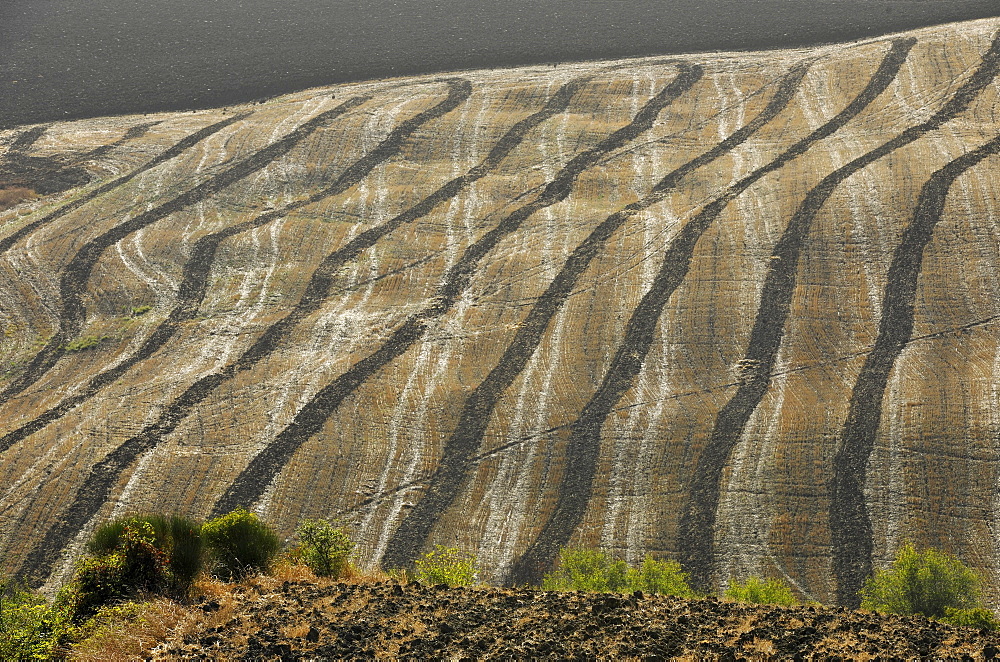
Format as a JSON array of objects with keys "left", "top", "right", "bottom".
[
  {"left": 0, "top": 186, "right": 38, "bottom": 210},
  {"left": 63, "top": 335, "right": 108, "bottom": 352},
  {"left": 294, "top": 518, "right": 354, "bottom": 578},
  {"left": 0, "top": 577, "right": 70, "bottom": 659},
  {"left": 541, "top": 548, "right": 697, "bottom": 597},
  {"left": 202, "top": 508, "right": 281, "bottom": 580},
  {"left": 725, "top": 576, "right": 798, "bottom": 607},
  {"left": 413, "top": 545, "right": 478, "bottom": 587},
  {"left": 860, "top": 543, "right": 993, "bottom": 627}
]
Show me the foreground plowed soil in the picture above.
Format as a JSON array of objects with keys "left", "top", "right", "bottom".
[{"left": 151, "top": 581, "right": 1000, "bottom": 660}]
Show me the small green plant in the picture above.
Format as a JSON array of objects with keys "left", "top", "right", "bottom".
[
  {"left": 414, "top": 545, "right": 478, "bottom": 587},
  {"left": 725, "top": 576, "right": 798, "bottom": 607},
  {"left": 64, "top": 335, "right": 108, "bottom": 352},
  {"left": 202, "top": 508, "right": 281, "bottom": 580},
  {"left": 65, "top": 522, "right": 169, "bottom": 622},
  {"left": 295, "top": 519, "right": 354, "bottom": 578},
  {"left": 941, "top": 606, "right": 1000, "bottom": 630},
  {"left": 129, "top": 305, "right": 152, "bottom": 316},
  {"left": 542, "top": 548, "right": 697, "bottom": 596},
  {"left": 0, "top": 576, "right": 72, "bottom": 659},
  {"left": 860, "top": 543, "right": 983, "bottom": 620},
  {"left": 542, "top": 548, "right": 630, "bottom": 593},
  {"left": 89, "top": 513, "right": 203, "bottom": 593}
]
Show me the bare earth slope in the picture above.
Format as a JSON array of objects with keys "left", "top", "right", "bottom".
[{"left": 3, "top": 18, "right": 1000, "bottom": 606}]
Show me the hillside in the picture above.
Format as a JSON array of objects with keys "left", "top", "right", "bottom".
[{"left": 2, "top": 17, "right": 1000, "bottom": 607}]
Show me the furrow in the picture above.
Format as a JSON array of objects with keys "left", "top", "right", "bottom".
[
  {"left": 213, "top": 64, "right": 704, "bottom": 524},
  {"left": 678, "top": 31, "right": 1000, "bottom": 593},
  {"left": 508, "top": 37, "right": 916, "bottom": 587},
  {"left": 0, "top": 114, "right": 248, "bottom": 257},
  {"left": 383, "top": 63, "right": 808, "bottom": 571},
  {"left": 13, "top": 81, "right": 479, "bottom": 585},
  {"left": 73, "top": 121, "right": 160, "bottom": 163},
  {"left": 830, "top": 133, "right": 1000, "bottom": 607}
]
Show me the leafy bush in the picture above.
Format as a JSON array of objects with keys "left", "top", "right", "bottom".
[
  {"left": 89, "top": 513, "right": 203, "bottom": 592},
  {"left": 66, "top": 522, "right": 168, "bottom": 621},
  {"left": 860, "top": 543, "right": 982, "bottom": 620},
  {"left": 542, "top": 548, "right": 630, "bottom": 592},
  {"left": 541, "top": 548, "right": 697, "bottom": 597},
  {"left": 414, "top": 545, "right": 478, "bottom": 587},
  {"left": 942, "top": 606, "right": 1000, "bottom": 630},
  {"left": 295, "top": 519, "right": 353, "bottom": 578},
  {"left": 630, "top": 556, "right": 698, "bottom": 598},
  {"left": 725, "top": 576, "right": 797, "bottom": 607},
  {"left": 202, "top": 508, "right": 281, "bottom": 580},
  {"left": 0, "top": 578, "right": 70, "bottom": 659}
]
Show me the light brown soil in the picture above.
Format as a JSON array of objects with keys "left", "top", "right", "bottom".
[{"left": 149, "top": 580, "right": 1000, "bottom": 660}]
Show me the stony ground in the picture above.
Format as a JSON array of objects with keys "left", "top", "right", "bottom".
[{"left": 148, "top": 579, "right": 1000, "bottom": 660}]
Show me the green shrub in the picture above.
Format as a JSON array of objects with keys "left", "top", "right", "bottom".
[
  {"left": 89, "top": 513, "right": 203, "bottom": 592},
  {"left": 541, "top": 548, "right": 697, "bottom": 597},
  {"left": 0, "top": 578, "right": 71, "bottom": 659},
  {"left": 942, "top": 606, "right": 1000, "bottom": 630},
  {"left": 202, "top": 508, "right": 281, "bottom": 580},
  {"left": 66, "top": 522, "right": 168, "bottom": 622},
  {"left": 860, "top": 543, "right": 982, "bottom": 620},
  {"left": 725, "top": 576, "right": 798, "bottom": 607},
  {"left": 64, "top": 335, "right": 107, "bottom": 352},
  {"left": 629, "top": 556, "right": 698, "bottom": 598},
  {"left": 295, "top": 519, "right": 353, "bottom": 578},
  {"left": 542, "top": 548, "right": 630, "bottom": 593},
  {"left": 414, "top": 545, "right": 478, "bottom": 587}
]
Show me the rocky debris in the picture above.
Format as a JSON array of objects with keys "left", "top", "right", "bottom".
[{"left": 151, "top": 581, "right": 1000, "bottom": 660}]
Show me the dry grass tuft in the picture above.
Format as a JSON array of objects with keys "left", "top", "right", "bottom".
[
  {"left": 68, "top": 599, "right": 191, "bottom": 661},
  {"left": 0, "top": 186, "right": 38, "bottom": 210}
]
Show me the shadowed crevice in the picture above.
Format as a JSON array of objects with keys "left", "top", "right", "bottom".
[
  {"left": 677, "top": 30, "right": 1000, "bottom": 594},
  {"left": 507, "top": 37, "right": 917, "bottom": 587},
  {"left": 381, "top": 62, "right": 811, "bottom": 571},
  {"left": 830, "top": 133, "right": 1000, "bottom": 608}
]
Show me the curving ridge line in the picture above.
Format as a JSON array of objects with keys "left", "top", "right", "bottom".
[
  {"left": 12, "top": 80, "right": 479, "bottom": 586},
  {"left": 0, "top": 81, "right": 480, "bottom": 453},
  {"left": 211, "top": 64, "right": 705, "bottom": 519},
  {"left": 0, "top": 81, "right": 474, "bottom": 457},
  {"left": 381, "top": 62, "right": 812, "bottom": 571},
  {"left": 507, "top": 38, "right": 918, "bottom": 587},
  {"left": 0, "top": 115, "right": 248, "bottom": 257},
  {"left": 0, "top": 98, "right": 371, "bottom": 406},
  {"left": 830, "top": 133, "right": 1000, "bottom": 607},
  {"left": 677, "top": 31, "right": 1000, "bottom": 594}
]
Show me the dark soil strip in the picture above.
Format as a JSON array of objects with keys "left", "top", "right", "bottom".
[
  {"left": 0, "top": 83, "right": 480, "bottom": 458},
  {"left": 676, "top": 31, "right": 1000, "bottom": 595},
  {"left": 72, "top": 121, "right": 160, "bottom": 163},
  {"left": 13, "top": 83, "right": 481, "bottom": 586},
  {"left": 830, "top": 133, "right": 1000, "bottom": 607},
  {"left": 210, "top": 65, "right": 704, "bottom": 521},
  {"left": 381, "top": 64, "right": 811, "bottom": 571},
  {"left": 7, "top": 126, "right": 49, "bottom": 153},
  {"left": 0, "top": 99, "right": 370, "bottom": 407},
  {"left": 506, "top": 38, "right": 917, "bottom": 587},
  {"left": 0, "top": 114, "right": 248, "bottom": 257}
]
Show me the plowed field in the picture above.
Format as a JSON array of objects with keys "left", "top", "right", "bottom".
[{"left": 3, "top": 17, "right": 1000, "bottom": 607}]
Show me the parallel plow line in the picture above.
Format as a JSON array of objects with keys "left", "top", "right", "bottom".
[
  {"left": 381, "top": 62, "right": 811, "bottom": 571},
  {"left": 12, "top": 80, "right": 486, "bottom": 584},
  {"left": 0, "top": 82, "right": 474, "bottom": 458},
  {"left": 830, "top": 133, "right": 1000, "bottom": 607},
  {"left": 210, "top": 64, "right": 704, "bottom": 521},
  {"left": 508, "top": 37, "right": 918, "bottom": 586},
  {"left": 0, "top": 98, "right": 369, "bottom": 406},
  {"left": 677, "top": 31, "right": 1000, "bottom": 592},
  {"left": 0, "top": 114, "right": 247, "bottom": 256}
]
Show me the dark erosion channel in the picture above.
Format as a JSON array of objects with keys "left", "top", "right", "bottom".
[{"left": 2, "top": 0, "right": 999, "bottom": 128}]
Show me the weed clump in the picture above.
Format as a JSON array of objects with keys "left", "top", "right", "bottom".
[
  {"left": 414, "top": 545, "right": 478, "bottom": 587},
  {"left": 294, "top": 519, "right": 353, "bottom": 578},
  {"left": 202, "top": 508, "right": 281, "bottom": 580},
  {"left": 725, "top": 576, "right": 797, "bottom": 607},
  {"left": 541, "top": 548, "right": 697, "bottom": 597}
]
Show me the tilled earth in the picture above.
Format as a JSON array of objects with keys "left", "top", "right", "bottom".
[{"left": 150, "top": 580, "right": 1000, "bottom": 660}]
